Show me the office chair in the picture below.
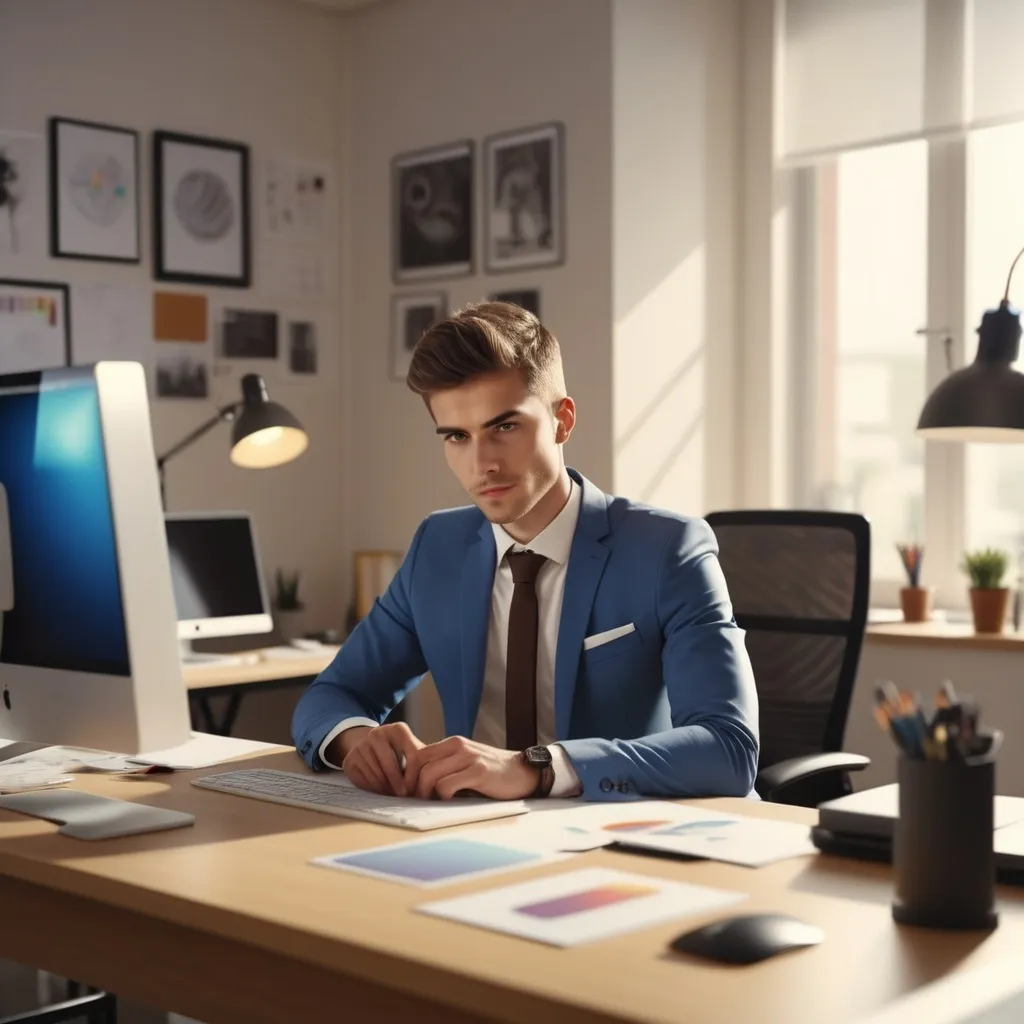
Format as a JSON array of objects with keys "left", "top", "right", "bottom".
[
  {"left": 0, "top": 987, "right": 115, "bottom": 1024},
  {"left": 704, "top": 510, "right": 872, "bottom": 807}
]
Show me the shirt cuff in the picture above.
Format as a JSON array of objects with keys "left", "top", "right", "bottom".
[
  {"left": 548, "top": 743, "right": 583, "bottom": 798},
  {"left": 318, "top": 718, "right": 379, "bottom": 769}
]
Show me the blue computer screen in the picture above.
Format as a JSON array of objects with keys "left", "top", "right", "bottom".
[{"left": 0, "top": 370, "right": 130, "bottom": 676}]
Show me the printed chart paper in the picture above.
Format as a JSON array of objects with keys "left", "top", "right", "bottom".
[
  {"left": 313, "top": 834, "right": 568, "bottom": 889},
  {"left": 416, "top": 867, "right": 746, "bottom": 947}
]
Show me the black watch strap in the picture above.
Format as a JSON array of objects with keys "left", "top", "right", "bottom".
[{"left": 532, "top": 763, "right": 555, "bottom": 798}]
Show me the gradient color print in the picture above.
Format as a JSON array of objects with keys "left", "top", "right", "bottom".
[
  {"left": 600, "top": 820, "right": 671, "bottom": 833},
  {"left": 654, "top": 820, "right": 735, "bottom": 837},
  {"left": 331, "top": 838, "right": 540, "bottom": 883},
  {"left": 516, "top": 882, "right": 658, "bottom": 919}
]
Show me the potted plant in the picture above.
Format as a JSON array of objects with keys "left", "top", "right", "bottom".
[
  {"left": 960, "top": 548, "right": 1010, "bottom": 634},
  {"left": 896, "top": 543, "right": 931, "bottom": 623},
  {"left": 273, "top": 568, "right": 304, "bottom": 640}
]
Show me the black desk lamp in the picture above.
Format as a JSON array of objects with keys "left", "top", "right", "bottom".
[
  {"left": 917, "top": 244, "right": 1024, "bottom": 441},
  {"left": 156, "top": 373, "right": 309, "bottom": 507}
]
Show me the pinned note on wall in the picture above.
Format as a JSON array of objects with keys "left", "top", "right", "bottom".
[{"left": 153, "top": 290, "right": 208, "bottom": 343}]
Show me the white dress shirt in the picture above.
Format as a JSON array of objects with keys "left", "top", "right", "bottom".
[{"left": 320, "top": 476, "right": 583, "bottom": 798}]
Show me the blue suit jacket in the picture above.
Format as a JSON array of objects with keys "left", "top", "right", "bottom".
[{"left": 291, "top": 470, "right": 760, "bottom": 801}]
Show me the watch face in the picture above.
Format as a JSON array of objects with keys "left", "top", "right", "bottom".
[{"left": 525, "top": 745, "right": 553, "bottom": 768}]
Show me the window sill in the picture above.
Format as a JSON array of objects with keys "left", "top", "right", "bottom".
[{"left": 866, "top": 619, "right": 1024, "bottom": 652}]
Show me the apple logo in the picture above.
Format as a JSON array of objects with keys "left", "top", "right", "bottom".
[{"left": 2, "top": 687, "right": 9, "bottom": 711}]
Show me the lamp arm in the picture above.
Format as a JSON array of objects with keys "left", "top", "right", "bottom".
[
  {"left": 156, "top": 402, "right": 241, "bottom": 472},
  {"left": 156, "top": 402, "right": 240, "bottom": 509},
  {"left": 1004, "top": 243, "right": 1024, "bottom": 302}
]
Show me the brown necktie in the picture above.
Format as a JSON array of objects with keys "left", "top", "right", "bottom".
[{"left": 504, "top": 550, "right": 548, "bottom": 750}]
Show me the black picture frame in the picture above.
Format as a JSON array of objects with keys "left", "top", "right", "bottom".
[
  {"left": 153, "top": 129, "right": 251, "bottom": 288},
  {"left": 0, "top": 278, "right": 71, "bottom": 373},
  {"left": 484, "top": 121, "right": 565, "bottom": 274},
  {"left": 390, "top": 291, "right": 447, "bottom": 382},
  {"left": 489, "top": 288, "right": 541, "bottom": 317},
  {"left": 392, "top": 140, "right": 474, "bottom": 284},
  {"left": 49, "top": 117, "right": 141, "bottom": 264}
]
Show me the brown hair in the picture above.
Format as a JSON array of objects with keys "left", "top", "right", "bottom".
[{"left": 406, "top": 301, "right": 566, "bottom": 404}]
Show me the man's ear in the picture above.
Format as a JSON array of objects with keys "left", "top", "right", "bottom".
[{"left": 554, "top": 396, "right": 576, "bottom": 444}]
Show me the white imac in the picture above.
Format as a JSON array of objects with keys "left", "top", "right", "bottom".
[
  {"left": 164, "top": 512, "right": 273, "bottom": 664},
  {"left": 0, "top": 363, "right": 192, "bottom": 754}
]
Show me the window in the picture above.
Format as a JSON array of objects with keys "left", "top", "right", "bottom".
[
  {"left": 965, "top": 122, "right": 1024, "bottom": 575},
  {"left": 794, "top": 142, "right": 928, "bottom": 589}
]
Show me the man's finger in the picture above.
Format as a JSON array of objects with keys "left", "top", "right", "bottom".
[
  {"left": 348, "top": 748, "right": 388, "bottom": 793},
  {"left": 415, "top": 753, "right": 468, "bottom": 800},
  {"left": 404, "top": 737, "right": 464, "bottom": 788},
  {"left": 369, "top": 733, "right": 407, "bottom": 796}
]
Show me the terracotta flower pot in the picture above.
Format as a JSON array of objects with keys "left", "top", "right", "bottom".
[
  {"left": 900, "top": 586, "right": 933, "bottom": 623},
  {"left": 969, "top": 587, "right": 1009, "bottom": 634}
]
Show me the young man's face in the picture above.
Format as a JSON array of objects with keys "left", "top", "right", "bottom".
[{"left": 429, "top": 370, "right": 575, "bottom": 537}]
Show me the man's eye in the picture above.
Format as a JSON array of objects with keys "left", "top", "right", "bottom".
[
  {"left": 445, "top": 432, "right": 467, "bottom": 443},
  {"left": 496, "top": 422, "right": 517, "bottom": 433}
]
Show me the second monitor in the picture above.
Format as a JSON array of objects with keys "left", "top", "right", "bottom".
[{"left": 164, "top": 512, "right": 273, "bottom": 664}]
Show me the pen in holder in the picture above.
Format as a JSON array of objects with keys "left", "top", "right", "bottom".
[{"left": 891, "top": 732, "right": 1002, "bottom": 930}]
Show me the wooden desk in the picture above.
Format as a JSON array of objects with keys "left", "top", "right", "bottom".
[
  {"left": 0, "top": 750, "right": 1021, "bottom": 1024},
  {"left": 181, "top": 647, "right": 338, "bottom": 735}
]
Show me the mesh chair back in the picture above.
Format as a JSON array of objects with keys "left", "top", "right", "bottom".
[{"left": 704, "top": 511, "right": 870, "bottom": 773}]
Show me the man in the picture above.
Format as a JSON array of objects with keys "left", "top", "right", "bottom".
[{"left": 292, "top": 302, "right": 759, "bottom": 802}]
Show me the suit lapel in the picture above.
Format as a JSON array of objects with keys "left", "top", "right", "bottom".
[
  {"left": 554, "top": 471, "right": 611, "bottom": 739},
  {"left": 460, "top": 520, "right": 496, "bottom": 737}
]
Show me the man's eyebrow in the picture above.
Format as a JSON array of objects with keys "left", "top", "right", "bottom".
[{"left": 434, "top": 410, "right": 520, "bottom": 435}]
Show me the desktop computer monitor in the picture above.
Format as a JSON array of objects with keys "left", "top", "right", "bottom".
[
  {"left": 0, "top": 363, "right": 192, "bottom": 753},
  {"left": 164, "top": 512, "right": 273, "bottom": 663}
]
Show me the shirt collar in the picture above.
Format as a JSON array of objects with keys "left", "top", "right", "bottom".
[{"left": 492, "top": 476, "right": 581, "bottom": 568}]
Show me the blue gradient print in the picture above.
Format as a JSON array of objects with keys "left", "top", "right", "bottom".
[
  {"left": 0, "top": 372, "right": 129, "bottom": 676},
  {"left": 333, "top": 838, "right": 540, "bottom": 883}
]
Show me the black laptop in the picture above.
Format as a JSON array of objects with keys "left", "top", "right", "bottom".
[{"left": 811, "top": 784, "right": 1024, "bottom": 883}]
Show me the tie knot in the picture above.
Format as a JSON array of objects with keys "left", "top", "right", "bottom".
[{"left": 506, "top": 550, "right": 548, "bottom": 584}]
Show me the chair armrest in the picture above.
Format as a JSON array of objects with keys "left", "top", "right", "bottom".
[{"left": 755, "top": 752, "right": 870, "bottom": 802}]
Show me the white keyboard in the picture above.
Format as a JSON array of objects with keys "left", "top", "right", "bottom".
[{"left": 191, "top": 768, "right": 530, "bottom": 831}]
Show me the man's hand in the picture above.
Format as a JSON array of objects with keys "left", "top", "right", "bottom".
[
  {"left": 337, "top": 723, "right": 425, "bottom": 797},
  {"left": 403, "top": 737, "right": 538, "bottom": 801}
]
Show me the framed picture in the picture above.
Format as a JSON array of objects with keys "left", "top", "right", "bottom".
[
  {"left": 153, "top": 130, "right": 251, "bottom": 287},
  {"left": 391, "top": 292, "right": 446, "bottom": 382},
  {"left": 489, "top": 288, "right": 541, "bottom": 317},
  {"left": 0, "top": 278, "right": 71, "bottom": 375},
  {"left": 49, "top": 117, "right": 140, "bottom": 263},
  {"left": 484, "top": 122, "right": 564, "bottom": 273},
  {"left": 392, "top": 140, "right": 473, "bottom": 283}
]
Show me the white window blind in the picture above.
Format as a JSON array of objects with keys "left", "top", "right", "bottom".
[
  {"left": 779, "top": 0, "right": 1024, "bottom": 165},
  {"left": 780, "top": 0, "right": 927, "bottom": 162},
  {"left": 971, "top": 0, "right": 1024, "bottom": 127}
]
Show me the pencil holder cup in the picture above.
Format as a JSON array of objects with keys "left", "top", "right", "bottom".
[{"left": 891, "top": 749, "right": 998, "bottom": 930}]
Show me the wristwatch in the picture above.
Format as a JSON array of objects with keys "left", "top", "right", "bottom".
[{"left": 522, "top": 745, "right": 555, "bottom": 798}]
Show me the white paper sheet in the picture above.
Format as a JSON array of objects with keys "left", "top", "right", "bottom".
[
  {"left": 614, "top": 813, "right": 819, "bottom": 867},
  {"left": 417, "top": 867, "right": 746, "bottom": 947},
  {"left": 71, "top": 282, "right": 150, "bottom": 366},
  {"left": 129, "top": 732, "right": 280, "bottom": 770}
]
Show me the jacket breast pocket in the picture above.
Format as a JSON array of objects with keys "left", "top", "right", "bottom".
[{"left": 582, "top": 625, "right": 644, "bottom": 666}]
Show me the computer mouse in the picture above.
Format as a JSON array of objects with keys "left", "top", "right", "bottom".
[{"left": 669, "top": 913, "right": 823, "bottom": 965}]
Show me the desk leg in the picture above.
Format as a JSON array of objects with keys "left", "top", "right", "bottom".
[{"left": 191, "top": 693, "right": 244, "bottom": 737}]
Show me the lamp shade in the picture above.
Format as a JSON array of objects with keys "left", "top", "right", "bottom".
[
  {"left": 229, "top": 374, "right": 309, "bottom": 469},
  {"left": 917, "top": 300, "right": 1024, "bottom": 442}
]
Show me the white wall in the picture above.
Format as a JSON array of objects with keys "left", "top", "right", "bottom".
[
  {"left": 611, "top": 0, "right": 740, "bottom": 514},
  {"left": 345, "top": 0, "right": 615, "bottom": 553},
  {"left": 0, "top": 0, "right": 349, "bottom": 645}
]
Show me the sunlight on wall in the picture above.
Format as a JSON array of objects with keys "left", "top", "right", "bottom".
[{"left": 612, "top": 246, "right": 706, "bottom": 513}]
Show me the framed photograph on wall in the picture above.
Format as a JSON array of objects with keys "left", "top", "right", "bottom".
[
  {"left": 391, "top": 292, "right": 446, "bottom": 382},
  {"left": 489, "top": 288, "right": 541, "bottom": 317},
  {"left": 49, "top": 117, "right": 140, "bottom": 263},
  {"left": 484, "top": 122, "right": 564, "bottom": 273},
  {"left": 392, "top": 141, "right": 473, "bottom": 283},
  {"left": 153, "top": 130, "right": 251, "bottom": 287},
  {"left": 0, "top": 278, "right": 71, "bottom": 375}
]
